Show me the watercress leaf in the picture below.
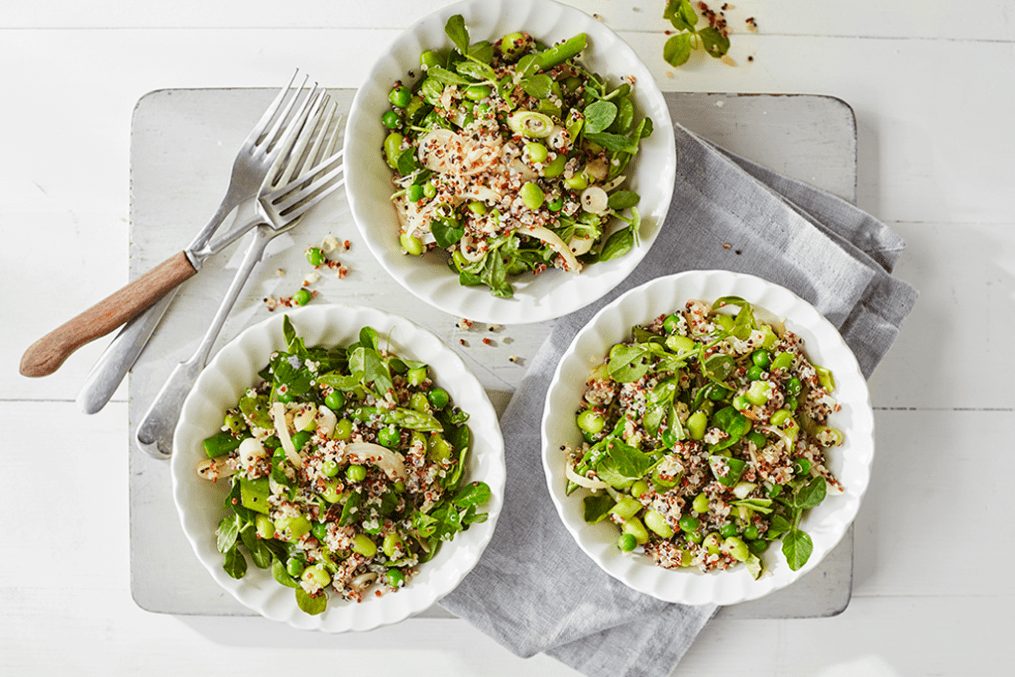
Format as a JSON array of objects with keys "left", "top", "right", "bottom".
[
  {"left": 271, "top": 559, "right": 299, "bottom": 588},
  {"left": 782, "top": 528, "right": 814, "bottom": 571},
  {"left": 607, "top": 343, "right": 652, "bottom": 382},
  {"left": 599, "top": 225, "right": 634, "bottom": 262},
  {"left": 467, "top": 40, "right": 494, "bottom": 63},
  {"left": 338, "top": 490, "right": 363, "bottom": 527},
  {"left": 649, "top": 377, "right": 678, "bottom": 404},
  {"left": 698, "top": 26, "right": 731, "bottom": 58},
  {"left": 595, "top": 438, "right": 658, "bottom": 488},
  {"left": 222, "top": 544, "right": 247, "bottom": 579},
  {"left": 643, "top": 401, "right": 667, "bottom": 436},
  {"left": 584, "top": 100, "right": 618, "bottom": 135},
  {"left": 611, "top": 96, "right": 635, "bottom": 134},
  {"left": 768, "top": 512, "right": 793, "bottom": 540},
  {"left": 793, "top": 476, "right": 828, "bottom": 510},
  {"left": 583, "top": 493, "right": 614, "bottom": 524},
  {"left": 444, "top": 14, "right": 470, "bottom": 55},
  {"left": 240, "top": 525, "right": 272, "bottom": 569},
  {"left": 663, "top": 32, "right": 693, "bottom": 68},
  {"left": 679, "top": 0, "right": 700, "bottom": 27},
  {"left": 432, "top": 218, "right": 465, "bottom": 249},
  {"left": 462, "top": 506, "right": 489, "bottom": 526},
  {"left": 452, "top": 481, "right": 492, "bottom": 508},
  {"left": 295, "top": 588, "right": 328, "bottom": 615},
  {"left": 521, "top": 73, "right": 553, "bottom": 99},
  {"left": 216, "top": 515, "right": 240, "bottom": 554},
  {"left": 709, "top": 406, "right": 751, "bottom": 450},
  {"left": 456, "top": 59, "right": 495, "bottom": 82},
  {"left": 702, "top": 353, "right": 735, "bottom": 383},
  {"left": 282, "top": 315, "right": 299, "bottom": 353},
  {"left": 585, "top": 131, "right": 639, "bottom": 154},
  {"left": 396, "top": 147, "right": 420, "bottom": 176},
  {"left": 516, "top": 52, "right": 540, "bottom": 77},
  {"left": 608, "top": 190, "right": 640, "bottom": 210},
  {"left": 708, "top": 454, "right": 747, "bottom": 487}
]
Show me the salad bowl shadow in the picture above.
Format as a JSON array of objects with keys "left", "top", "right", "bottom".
[
  {"left": 344, "top": 0, "right": 676, "bottom": 324},
  {"left": 171, "top": 304, "right": 505, "bottom": 631},
  {"left": 540, "top": 270, "right": 875, "bottom": 606}
]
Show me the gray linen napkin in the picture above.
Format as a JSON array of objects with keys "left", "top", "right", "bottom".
[{"left": 439, "top": 123, "right": 919, "bottom": 676}]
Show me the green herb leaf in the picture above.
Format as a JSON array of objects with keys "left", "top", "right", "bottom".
[
  {"left": 239, "top": 525, "right": 272, "bottom": 569},
  {"left": 793, "top": 476, "right": 828, "bottom": 510},
  {"left": 426, "top": 65, "right": 473, "bottom": 87},
  {"left": 444, "top": 14, "right": 470, "bottom": 55},
  {"left": 702, "top": 353, "right": 735, "bottom": 383},
  {"left": 451, "top": 481, "right": 492, "bottom": 508},
  {"left": 271, "top": 559, "right": 299, "bottom": 588},
  {"left": 467, "top": 40, "right": 494, "bottom": 64},
  {"left": 584, "top": 100, "right": 618, "bottom": 135},
  {"left": 663, "top": 32, "right": 694, "bottom": 68},
  {"left": 585, "top": 131, "right": 639, "bottom": 154},
  {"left": 708, "top": 406, "right": 752, "bottom": 451},
  {"left": 222, "top": 544, "right": 247, "bottom": 579},
  {"left": 216, "top": 515, "right": 240, "bottom": 554},
  {"left": 607, "top": 190, "right": 640, "bottom": 210},
  {"left": 782, "top": 528, "right": 814, "bottom": 571},
  {"left": 599, "top": 225, "right": 635, "bottom": 262},
  {"left": 607, "top": 343, "right": 652, "bottom": 382},
  {"left": 432, "top": 218, "right": 465, "bottom": 249},
  {"left": 456, "top": 59, "right": 496, "bottom": 82},
  {"left": 520, "top": 73, "right": 553, "bottom": 99},
  {"left": 583, "top": 493, "right": 614, "bottom": 524},
  {"left": 295, "top": 588, "right": 328, "bottom": 615},
  {"left": 594, "top": 439, "right": 658, "bottom": 489},
  {"left": 698, "top": 26, "right": 731, "bottom": 58}
]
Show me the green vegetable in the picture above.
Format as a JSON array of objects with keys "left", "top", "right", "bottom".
[{"left": 661, "top": 0, "right": 732, "bottom": 68}]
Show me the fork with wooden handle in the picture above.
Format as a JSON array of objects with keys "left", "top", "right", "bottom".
[{"left": 19, "top": 71, "right": 326, "bottom": 379}]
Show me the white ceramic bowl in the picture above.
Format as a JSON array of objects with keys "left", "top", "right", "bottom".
[
  {"left": 171, "top": 304, "right": 505, "bottom": 631},
  {"left": 541, "top": 270, "right": 875, "bottom": 605},
  {"left": 344, "top": 0, "right": 676, "bottom": 324}
]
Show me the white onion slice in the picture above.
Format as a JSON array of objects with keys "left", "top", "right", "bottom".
[
  {"left": 345, "top": 442, "right": 407, "bottom": 481},
  {"left": 566, "top": 463, "right": 609, "bottom": 490}
]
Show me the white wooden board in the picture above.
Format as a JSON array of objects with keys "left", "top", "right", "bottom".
[{"left": 127, "top": 89, "right": 856, "bottom": 620}]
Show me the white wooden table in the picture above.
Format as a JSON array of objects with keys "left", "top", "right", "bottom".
[{"left": 3, "top": 2, "right": 1013, "bottom": 675}]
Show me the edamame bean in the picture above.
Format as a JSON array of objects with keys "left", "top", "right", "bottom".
[
  {"left": 771, "top": 351, "right": 794, "bottom": 371},
  {"left": 769, "top": 409, "right": 792, "bottom": 427},
  {"left": 406, "top": 183, "right": 424, "bottom": 202},
  {"left": 724, "top": 536, "right": 750, "bottom": 562},
  {"left": 321, "top": 480, "right": 343, "bottom": 503},
  {"left": 255, "top": 514, "right": 275, "bottom": 539},
  {"left": 467, "top": 200, "right": 487, "bottom": 215},
  {"left": 382, "top": 532, "right": 405, "bottom": 559},
  {"left": 423, "top": 181, "right": 437, "bottom": 198},
  {"left": 542, "top": 154, "right": 567, "bottom": 178},
  {"left": 746, "top": 381, "right": 771, "bottom": 406},
  {"left": 520, "top": 181, "right": 545, "bottom": 210},
  {"left": 703, "top": 532, "right": 722, "bottom": 555},
  {"left": 665, "top": 335, "right": 696, "bottom": 353},
  {"left": 399, "top": 231, "right": 424, "bottom": 255},
  {"left": 525, "top": 142, "right": 548, "bottom": 163},
  {"left": 644, "top": 510, "right": 675, "bottom": 538},
  {"left": 610, "top": 495, "right": 641, "bottom": 520},
  {"left": 351, "top": 534, "right": 377, "bottom": 558},
  {"left": 622, "top": 517, "right": 650, "bottom": 545},
  {"left": 499, "top": 32, "right": 528, "bottom": 61},
  {"left": 302, "top": 563, "right": 331, "bottom": 587},
  {"left": 746, "top": 430, "right": 767, "bottom": 449},
  {"left": 384, "top": 132, "right": 404, "bottom": 168},
  {"left": 630, "top": 480, "right": 650, "bottom": 498},
  {"left": 563, "top": 174, "right": 588, "bottom": 190},
  {"left": 692, "top": 493, "right": 709, "bottom": 514},
  {"left": 687, "top": 411, "right": 708, "bottom": 440},
  {"left": 420, "top": 50, "right": 441, "bottom": 68},
  {"left": 286, "top": 557, "right": 305, "bottom": 578},
  {"left": 464, "top": 84, "right": 491, "bottom": 101},
  {"left": 406, "top": 366, "right": 428, "bottom": 386}
]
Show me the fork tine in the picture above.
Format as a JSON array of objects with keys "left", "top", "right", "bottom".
[
  {"left": 239, "top": 69, "right": 302, "bottom": 149},
  {"left": 267, "top": 152, "right": 345, "bottom": 220},
  {"left": 273, "top": 94, "right": 336, "bottom": 187}
]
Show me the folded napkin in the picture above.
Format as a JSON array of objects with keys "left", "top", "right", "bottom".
[{"left": 439, "top": 123, "right": 918, "bottom": 677}]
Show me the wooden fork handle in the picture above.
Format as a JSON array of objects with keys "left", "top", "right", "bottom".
[{"left": 20, "top": 251, "right": 197, "bottom": 377}]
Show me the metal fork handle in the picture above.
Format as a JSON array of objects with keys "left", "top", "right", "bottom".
[{"left": 135, "top": 222, "right": 275, "bottom": 459}]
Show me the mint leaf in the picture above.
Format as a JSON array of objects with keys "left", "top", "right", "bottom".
[{"left": 782, "top": 528, "right": 814, "bottom": 571}]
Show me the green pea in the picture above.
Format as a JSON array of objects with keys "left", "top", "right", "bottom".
[
  {"left": 382, "top": 532, "right": 405, "bottom": 559},
  {"left": 291, "top": 430, "right": 312, "bottom": 451},
  {"left": 525, "top": 142, "right": 549, "bottom": 164},
  {"left": 744, "top": 524, "right": 760, "bottom": 540},
  {"left": 384, "top": 132, "right": 404, "bottom": 169},
  {"left": 746, "top": 365, "right": 764, "bottom": 381},
  {"left": 542, "top": 154, "right": 567, "bottom": 178},
  {"left": 293, "top": 288, "right": 312, "bottom": 306},
  {"left": 311, "top": 522, "right": 329, "bottom": 544},
  {"left": 547, "top": 195, "right": 564, "bottom": 212},
  {"left": 576, "top": 409, "right": 605, "bottom": 434},
  {"left": 321, "top": 480, "right": 343, "bottom": 503},
  {"left": 420, "top": 50, "right": 441, "bottom": 68},
  {"left": 749, "top": 539, "right": 769, "bottom": 554},
  {"left": 427, "top": 434, "right": 453, "bottom": 463},
  {"left": 407, "top": 183, "right": 424, "bottom": 202},
  {"left": 644, "top": 510, "right": 674, "bottom": 538},
  {"left": 662, "top": 314, "right": 681, "bottom": 333},
  {"left": 679, "top": 514, "right": 700, "bottom": 532},
  {"left": 771, "top": 351, "right": 794, "bottom": 371},
  {"left": 346, "top": 464, "right": 367, "bottom": 482},
  {"left": 687, "top": 411, "right": 708, "bottom": 441},
  {"left": 746, "top": 431, "right": 768, "bottom": 449},
  {"left": 388, "top": 85, "right": 411, "bottom": 109},
  {"left": 409, "top": 392, "right": 430, "bottom": 413},
  {"left": 322, "top": 459, "right": 340, "bottom": 478},
  {"left": 692, "top": 493, "right": 710, "bottom": 514},
  {"left": 707, "top": 384, "right": 729, "bottom": 401},
  {"left": 332, "top": 418, "right": 352, "bottom": 441},
  {"left": 732, "top": 394, "right": 750, "bottom": 411},
  {"left": 428, "top": 388, "right": 450, "bottom": 409},
  {"left": 786, "top": 377, "right": 802, "bottom": 396},
  {"left": 686, "top": 531, "right": 704, "bottom": 545},
  {"left": 351, "top": 534, "right": 377, "bottom": 558},
  {"left": 377, "top": 425, "right": 400, "bottom": 448},
  {"left": 785, "top": 396, "right": 799, "bottom": 411},
  {"left": 520, "top": 181, "right": 545, "bottom": 210},
  {"left": 324, "top": 390, "right": 346, "bottom": 411},
  {"left": 724, "top": 536, "right": 750, "bottom": 562},
  {"left": 385, "top": 567, "right": 406, "bottom": 588},
  {"left": 286, "top": 557, "right": 305, "bottom": 578},
  {"left": 751, "top": 349, "right": 772, "bottom": 369},
  {"left": 381, "top": 110, "right": 402, "bottom": 129},
  {"left": 617, "top": 533, "right": 638, "bottom": 552},
  {"left": 399, "top": 231, "right": 424, "bottom": 256},
  {"left": 720, "top": 523, "right": 738, "bottom": 538}
]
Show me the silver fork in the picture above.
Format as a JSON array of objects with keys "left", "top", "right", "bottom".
[
  {"left": 21, "top": 70, "right": 324, "bottom": 381},
  {"left": 134, "top": 104, "right": 345, "bottom": 459}
]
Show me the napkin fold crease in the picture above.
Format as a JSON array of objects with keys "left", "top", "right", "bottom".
[{"left": 440, "top": 122, "right": 918, "bottom": 677}]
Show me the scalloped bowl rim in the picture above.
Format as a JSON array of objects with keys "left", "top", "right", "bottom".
[
  {"left": 171, "top": 304, "right": 505, "bottom": 631},
  {"left": 541, "top": 270, "right": 875, "bottom": 606},
  {"left": 344, "top": 0, "right": 676, "bottom": 324}
]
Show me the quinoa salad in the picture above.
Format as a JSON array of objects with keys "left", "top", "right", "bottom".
[
  {"left": 197, "top": 317, "right": 491, "bottom": 615},
  {"left": 563, "top": 296, "right": 844, "bottom": 578},
  {"left": 379, "top": 14, "right": 652, "bottom": 298}
]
